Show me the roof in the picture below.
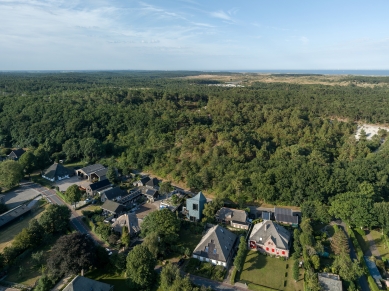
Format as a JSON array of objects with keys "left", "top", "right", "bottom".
[
  {"left": 262, "top": 211, "right": 271, "bottom": 220},
  {"left": 112, "top": 213, "right": 141, "bottom": 235},
  {"left": 146, "top": 177, "right": 159, "bottom": 188},
  {"left": 189, "top": 191, "right": 207, "bottom": 203},
  {"left": 0, "top": 205, "right": 31, "bottom": 228},
  {"left": 249, "top": 220, "right": 290, "bottom": 250},
  {"left": 80, "top": 164, "right": 106, "bottom": 175},
  {"left": 103, "top": 187, "right": 125, "bottom": 200},
  {"left": 94, "top": 168, "right": 108, "bottom": 178},
  {"left": 43, "top": 163, "right": 72, "bottom": 180},
  {"left": 142, "top": 188, "right": 158, "bottom": 197},
  {"left": 193, "top": 225, "right": 237, "bottom": 263},
  {"left": 89, "top": 179, "right": 111, "bottom": 191},
  {"left": 63, "top": 275, "right": 113, "bottom": 291},
  {"left": 140, "top": 176, "right": 151, "bottom": 185},
  {"left": 8, "top": 148, "right": 25, "bottom": 158},
  {"left": 318, "top": 273, "right": 343, "bottom": 291},
  {"left": 216, "top": 207, "right": 247, "bottom": 224},
  {"left": 274, "top": 207, "right": 298, "bottom": 224},
  {"left": 101, "top": 200, "right": 124, "bottom": 214}
]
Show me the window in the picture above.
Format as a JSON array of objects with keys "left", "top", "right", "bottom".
[
  {"left": 213, "top": 249, "right": 217, "bottom": 254},
  {"left": 266, "top": 247, "right": 269, "bottom": 251},
  {"left": 272, "top": 249, "right": 275, "bottom": 253},
  {"left": 282, "top": 251, "right": 285, "bottom": 255},
  {"left": 205, "top": 246, "right": 208, "bottom": 252},
  {"left": 193, "top": 203, "right": 198, "bottom": 211}
]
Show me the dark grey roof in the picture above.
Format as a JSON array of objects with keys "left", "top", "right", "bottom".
[
  {"left": 318, "top": 273, "right": 343, "bottom": 291},
  {"left": 0, "top": 205, "right": 31, "bottom": 228},
  {"left": 140, "top": 176, "right": 151, "bottom": 185},
  {"left": 189, "top": 191, "right": 207, "bottom": 202},
  {"left": 101, "top": 200, "right": 124, "bottom": 214},
  {"left": 94, "top": 168, "right": 108, "bottom": 177},
  {"left": 8, "top": 148, "right": 25, "bottom": 158},
  {"left": 249, "top": 220, "right": 290, "bottom": 250},
  {"left": 143, "top": 188, "right": 158, "bottom": 197},
  {"left": 146, "top": 177, "right": 159, "bottom": 188},
  {"left": 274, "top": 207, "right": 293, "bottom": 216},
  {"left": 262, "top": 211, "right": 271, "bottom": 220},
  {"left": 80, "top": 164, "right": 106, "bottom": 175},
  {"left": 103, "top": 187, "right": 125, "bottom": 200},
  {"left": 276, "top": 214, "right": 298, "bottom": 224},
  {"left": 193, "top": 225, "right": 237, "bottom": 263},
  {"left": 63, "top": 275, "right": 113, "bottom": 291},
  {"left": 216, "top": 207, "right": 247, "bottom": 224},
  {"left": 43, "top": 163, "right": 72, "bottom": 180},
  {"left": 89, "top": 179, "right": 111, "bottom": 191}
]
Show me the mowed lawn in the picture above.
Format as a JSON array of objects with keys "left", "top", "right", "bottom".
[
  {"left": 0, "top": 205, "right": 47, "bottom": 252},
  {"left": 237, "top": 251, "right": 303, "bottom": 291},
  {"left": 86, "top": 269, "right": 128, "bottom": 291}
]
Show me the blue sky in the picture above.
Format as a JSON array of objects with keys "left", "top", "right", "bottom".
[{"left": 1, "top": 0, "right": 389, "bottom": 70}]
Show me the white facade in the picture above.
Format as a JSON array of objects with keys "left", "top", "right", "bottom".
[
  {"left": 42, "top": 174, "right": 69, "bottom": 182},
  {"left": 192, "top": 254, "right": 227, "bottom": 267}
]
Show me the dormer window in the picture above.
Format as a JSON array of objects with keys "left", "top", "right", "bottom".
[
  {"left": 205, "top": 246, "right": 209, "bottom": 252},
  {"left": 213, "top": 249, "right": 217, "bottom": 254}
]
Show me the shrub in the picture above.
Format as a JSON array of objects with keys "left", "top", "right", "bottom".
[{"left": 230, "top": 267, "right": 237, "bottom": 284}]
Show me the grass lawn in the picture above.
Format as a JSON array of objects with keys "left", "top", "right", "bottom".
[
  {"left": 0, "top": 204, "right": 47, "bottom": 252},
  {"left": 86, "top": 269, "right": 128, "bottom": 291},
  {"left": 237, "top": 251, "right": 303, "bottom": 291},
  {"left": 369, "top": 230, "right": 389, "bottom": 259},
  {"left": 31, "top": 174, "right": 53, "bottom": 188},
  {"left": 76, "top": 204, "right": 101, "bottom": 216},
  {"left": 185, "top": 258, "right": 226, "bottom": 281},
  {"left": 64, "top": 160, "right": 89, "bottom": 170}
]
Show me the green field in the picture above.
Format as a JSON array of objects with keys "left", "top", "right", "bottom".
[
  {"left": 86, "top": 269, "right": 128, "bottom": 291},
  {"left": 237, "top": 251, "right": 303, "bottom": 291},
  {"left": 0, "top": 204, "right": 47, "bottom": 252},
  {"left": 369, "top": 230, "right": 389, "bottom": 259}
]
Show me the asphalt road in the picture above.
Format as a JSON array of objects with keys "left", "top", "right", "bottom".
[{"left": 25, "top": 182, "right": 93, "bottom": 236}]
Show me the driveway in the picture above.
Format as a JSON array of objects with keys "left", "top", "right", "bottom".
[
  {"left": 2, "top": 182, "right": 41, "bottom": 209},
  {"left": 54, "top": 176, "right": 91, "bottom": 192},
  {"left": 135, "top": 200, "right": 160, "bottom": 219}
]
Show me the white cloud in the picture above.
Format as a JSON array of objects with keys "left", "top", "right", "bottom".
[{"left": 210, "top": 10, "right": 232, "bottom": 21}]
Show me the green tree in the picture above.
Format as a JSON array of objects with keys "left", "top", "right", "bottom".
[
  {"left": 143, "top": 232, "right": 159, "bottom": 258},
  {"left": 34, "top": 146, "right": 51, "bottom": 173},
  {"left": 311, "top": 255, "right": 320, "bottom": 270},
  {"left": 126, "top": 244, "right": 156, "bottom": 289},
  {"left": 202, "top": 197, "right": 223, "bottom": 222},
  {"left": 331, "top": 230, "right": 350, "bottom": 255},
  {"left": 121, "top": 226, "right": 131, "bottom": 247},
  {"left": 79, "top": 138, "right": 104, "bottom": 160},
  {"left": 293, "top": 260, "right": 299, "bottom": 282},
  {"left": 160, "top": 263, "right": 181, "bottom": 291},
  {"left": 106, "top": 166, "right": 118, "bottom": 184},
  {"left": 47, "top": 233, "right": 96, "bottom": 278},
  {"left": 95, "top": 223, "right": 112, "bottom": 241},
  {"left": 159, "top": 181, "right": 174, "bottom": 196},
  {"left": 141, "top": 208, "right": 180, "bottom": 246},
  {"left": 18, "top": 151, "right": 36, "bottom": 176},
  {"left": 34, "top": 275, "right": 54, "bottom": 291},
  {"left": 332, "top": 253, "right": 363, "bottom": 281},
  {"left": 65, "top": 184, "right": 82, "bottom": 208},
  {"left": 0, "top": 160, "right": 24, "bottom": 188},
  {"left": 31, "top": 250, "right": 44, "bottom": 267},
  {"left": 63, "top": 139, "right": 80, "bottom": 161},
  {"left": 39, "top": 204, "right": 71, "bottom": 234}
]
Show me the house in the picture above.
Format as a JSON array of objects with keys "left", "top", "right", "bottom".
[
  {"left": 119, "top": 189, "right": 142, "bottom": 204},
  {"left": 141, "top": 187, "right": 159, "bottom": 202},
  {"left": 216, "top": 207, "right": 249, "bottom": 230},
  {"left": 8, "top": 148, "right": 25, "bottom": 160},
  {"left": 42, "top": 163, "right": 73, "bottom": 182},
  {"left": 76, "top": 164, "right": 106, "bottom": 181},
  {"left": 101, "top": 200, "right": 125, "bottom": 216},
  {"left": 192, "top": 225, "right": 237, "bottom": 267},
  {"left": 185, "top": 191, "right": 207, "bottom": 222},
  {"left": 274, "top": 207, "right": 298, "bottom": 225},
  {"left": 0, "top": 205, "right": 32, "bottom": 229},
  {"left": 249, "top": 220, "right": 291, "bottom": 257},
  {"left": 112, "top": 212, "right": 141, "bottom": 236},
  {"left": 63, "top": 275, "right": 113, "bottom": 291},
  {"left": 86, "top": 179, "right": 111, "bottom": 196},
  {"left": 133, "top": 176, "right": 151, "bottom": 187},
  {"left": 90, "top": 168, "right": 108, "bottom": 181},
  {"left": 146, "top": 177, "right": 160, "bottom": 189},
  {"left": 318, "top": 273, "right": 343, "bottom": 291},
  {"left": 101, "top": 187, "right": 125, "bottom": 203},
  {"left": 262, "top": 211, "right": 271, "bottom": 221}
]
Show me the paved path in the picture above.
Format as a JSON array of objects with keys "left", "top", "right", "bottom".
[
  {"left": 24, "top": 182, "right": 104, "bottom": 245},
  {"left": 365, "top": 231, "right": 382, "bottom": 259}
]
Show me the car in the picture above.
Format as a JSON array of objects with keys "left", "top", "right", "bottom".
[
  {"left": 177, "top": 258, "right": 185, "bottom": 266},
  {"left": 108, "top": 252, "right": 112, "bottom": 256},
  {"left": 105, "top": 248, "right": 110, "bottom": 252}
]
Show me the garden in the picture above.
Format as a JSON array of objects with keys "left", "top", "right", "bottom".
[{"left": 185, "top": 258, "right": 226, "bottom": 281}]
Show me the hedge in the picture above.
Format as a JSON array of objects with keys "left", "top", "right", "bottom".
[{"left": 231, "top": 267, "right": 237, "bottom": 284}]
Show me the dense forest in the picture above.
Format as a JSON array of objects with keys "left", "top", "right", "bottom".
[{"left": 1, "top": 71, "right": 389, "bottom": 206}]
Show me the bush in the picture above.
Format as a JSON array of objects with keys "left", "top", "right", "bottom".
[
  {"left": 212, "top": 265, "right": 226, "bottom": 281},
  {"left": 230, "top": 267, "right": 237, "bottom": 284},
  {"left": 367, "top": 275, "right": 380, "bottom": 291}
]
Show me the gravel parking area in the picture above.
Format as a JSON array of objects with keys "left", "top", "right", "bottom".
[
  {"left": 3, "top": 183, "right": 40, "bottom": 209},
  {"left": 54, "top": 176, "right": 91, "bottom": 192},
  {"left": 136, "top": 200, "right": 160, "bottom": 219}
]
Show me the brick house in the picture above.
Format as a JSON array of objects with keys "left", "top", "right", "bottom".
[{"left": 248, "top": 220, "right": 291, "bottom": 257}]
